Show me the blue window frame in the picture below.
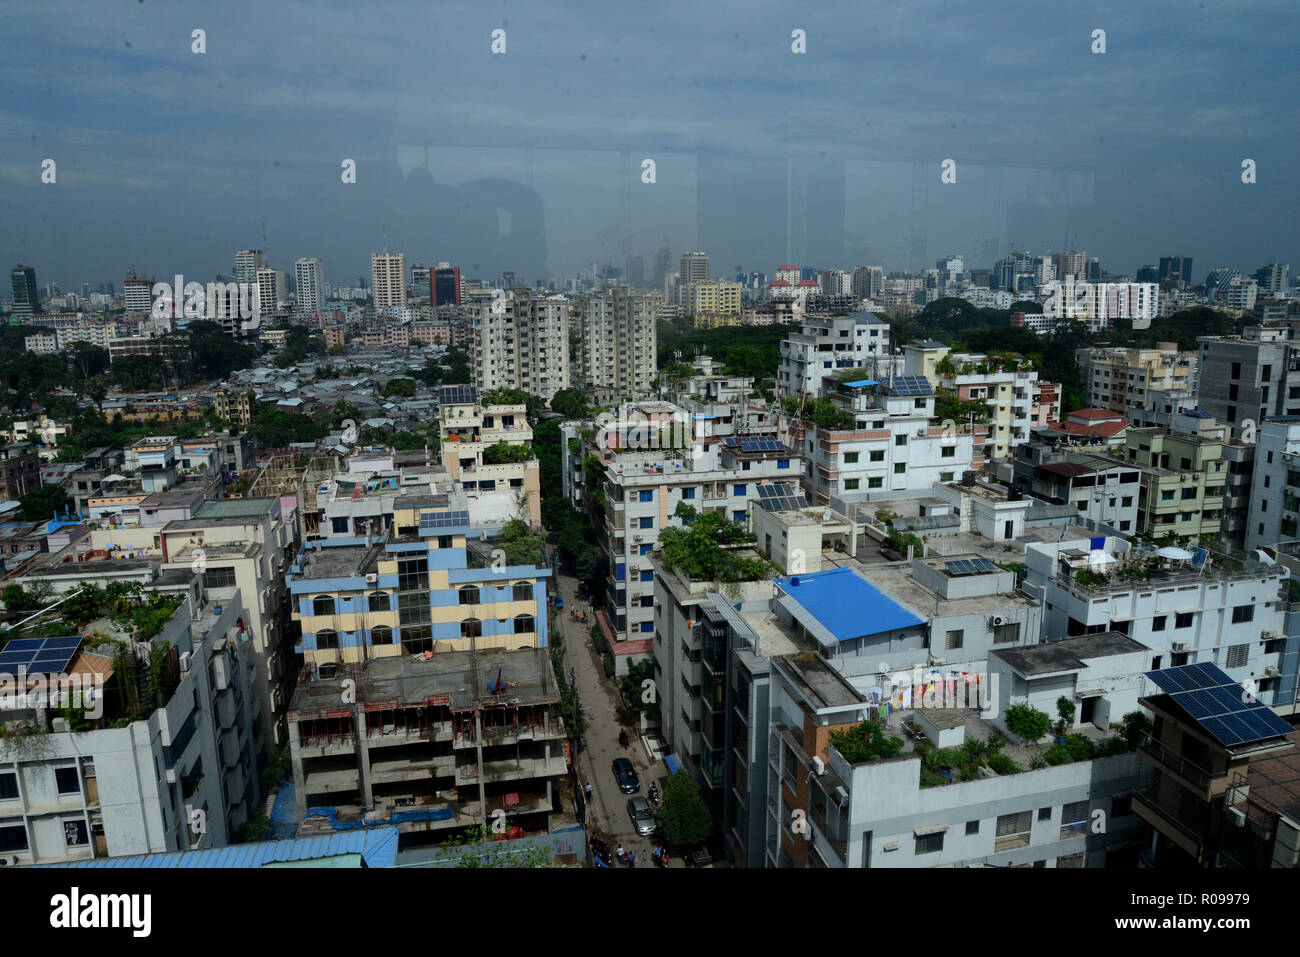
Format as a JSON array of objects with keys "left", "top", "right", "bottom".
[
  {"left": 733, "top": 510, "right": 746, "bottom": 521},
  {"left": 639, "top": 517, "right": 653, "bottom": 529},
  {"left": 640, "top": 570, "right": 654, "bottom": 582},
  {"left": 615, "top": 563, "right": 626, "bottom": 582},
  {"left": 640, "top": 621, "right": 655, "bottom": 633},
  {"left": 639, "top": 544, "right": 653, "bottom": 555},
  {"left": 681, "top": 487, "right": 696, "bottom": 499},
  {"left": 733, "top": 484, "right": 746, "bottom": 496},
  {"left": 777, "top": 458, "right": 789, "bottom": 469},
  {"left": 638, "top": 490, "right": 654, "bottom": 502}
]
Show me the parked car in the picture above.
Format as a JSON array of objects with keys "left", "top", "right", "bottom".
[
  {"left": 627, "top": 796, "right": 656, "bottom": 836},
  {"left": 612, "top": 757, "right": 640, "bottom": 794}
]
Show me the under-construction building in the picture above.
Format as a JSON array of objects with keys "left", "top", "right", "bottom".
[{"left": 287, "top": 647, "right": 572, "bottom": 847}]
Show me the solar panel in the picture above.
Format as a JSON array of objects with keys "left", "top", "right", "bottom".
[
  {"left": 419, "top": 509, "right": 471, "bottom": 529},
  {"left": 945, "top": 557, "right": 996, "bottom": 576},
  {"left": 1151, "top": 659, "right": 1297, "bottom": 748},
  {"left": 887, "top": 375, "right": 933, "bottom": 397},
  {"left": 0, "top": 635, "right": 83, "bottom": 676},
  {"left": 438, "top": 384, "right": 478, "bottom": 406}
]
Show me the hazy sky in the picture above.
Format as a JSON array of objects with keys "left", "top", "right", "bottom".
[{"left": 3, "top": 0, "right": 1296, "bottom": 290}]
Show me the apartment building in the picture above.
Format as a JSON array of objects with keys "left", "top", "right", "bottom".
[
  {"left": 766, "top": 652, "right": 1143, "bottom": 868},
  {"left": 852, "top": 266, "right": 885, "bottom": 299},
  {"left": 682, "top": 280, "right": 742, "bottom": 318},
  {"left": 285, "top": 497, "right": 550, "bottom": 674},
  {"left": 1246, "top": 416, "right": 1300, "bottom": 548},
  {"left": 294, "top": 258, "right": 325, "bottom": 314},
  {"left": 908, "top": 343, "right": 1039, "bottom": 461},
  {"left": 213, "top": 391, "right": 256, "bottom": 428},
  {"left": 572, "top": 287, "right": 657, "bottom": 401},
  {"left": 1041, "top": 278, "right": 1159, "bottom": 331},
  {"left": 1123, "top": 426, "right": 1227, "bottom": 541},
  {"left": 0, "top": 592, "right": 258, "bottom": 863},
  {"left": 1195, "top": 335, "right": 1300, "bottom": 440},
  {"left": 1012, "top": 444, "right": 1142, "bottom": 534},
  {"left": 234, "top": 249, "right": 267, "bottom": 283},
  {"left": 469, "top": 291, "right": 570, "bottom": 403},
  {"left": 287, "top": 645, "right": 569, "bottom": 848},
  {"left": 777, "top": 312, "right": 892, "bottom": 398},
  {"left": 0, "top": 444, "right": 40, "bottom": 503},
  {"left": 1133, "top": 662, "right": 1297, "bottom": 868},
  {"left": 437, "top": 384, "right": 541, "bottom": 527},
  {"left": 789, "top": 377, "right": 982, "bottom": 505},
  {"left": 1024, "top": 536, "right": 1293, "bottom": 706},
  {"left": 371, "top": 252, "right": 407, "bottom": 310},
  {"left": 1077, "top": 344, "right": 1197, "bottom": 418}
]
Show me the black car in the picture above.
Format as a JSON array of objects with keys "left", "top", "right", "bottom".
[{"left": 612, "top": 757, "right": 640, "bottom": 794}]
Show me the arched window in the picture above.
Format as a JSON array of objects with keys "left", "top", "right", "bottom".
[
  {"left": 512, "top": 582, "right": 533, "bottom": 603},
  {"left": 459, "top": 586, "right": 480, "bottom": 606},
  {"left": 461, "top": 618, "right": 482, "bottom": 639},
  {"left": 315, "top": 629, "right": 338, "bottom": 650},
  {"left": 313, "top": 595, "right": 335, "bottom": 617},
  {"left": 368, "top": 592, "right": 390, "bottom": 612},
  {"left": 371, "top": 625, "right": 394, "bottom": 645},
  {"left": 514, "top": 615, "right": 535, "bottom": 634}
]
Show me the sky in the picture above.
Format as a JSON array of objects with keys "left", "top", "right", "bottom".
[{"left": 2, "top": 0, "right": 1297, "bottom": 290}]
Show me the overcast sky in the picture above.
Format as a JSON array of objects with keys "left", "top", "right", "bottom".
[{"left": 3, "top": 0, "right": 1296, "bottom": 290}]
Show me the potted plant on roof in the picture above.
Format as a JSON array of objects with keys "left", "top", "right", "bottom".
[{"left": 1054, "top": 696, "right": 1075, "bottom": 744}]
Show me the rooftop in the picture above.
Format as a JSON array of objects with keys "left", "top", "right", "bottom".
[
  {"left": 993, "top": 633, "right": 1147, "bottom": 677},
  {"left": 775, "top": 651, "right": 867, "bottom": 711},
  {"left": 295, "top": 542, "right": 385, "bottom": 581},
  {"left": 775, "top": 567, "right": 924, "bottom": 641}
]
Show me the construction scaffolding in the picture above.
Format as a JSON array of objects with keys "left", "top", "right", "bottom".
[{"left": 237, "top": 453, "right": 337, "bottom": 539}]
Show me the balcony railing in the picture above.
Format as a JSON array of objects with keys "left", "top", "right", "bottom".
[{"left": 1138, "top": 733, "right": 1213, "bottom": 790}]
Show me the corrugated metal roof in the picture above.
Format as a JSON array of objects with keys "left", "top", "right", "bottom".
[{"left": 44, "top": 826, "right": 400, "bottom": 869}]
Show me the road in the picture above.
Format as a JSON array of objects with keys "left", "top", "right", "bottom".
[{"left": 554, "top": 567, "right": 679, "bottom": 868}]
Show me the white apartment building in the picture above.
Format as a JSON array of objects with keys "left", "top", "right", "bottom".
[
  {"left": 819, "top": 270, "right": 852, "bottom": 297},
  {"left": 469, "top": 291, "right": 570, "bottom": 403},
  {"left": 437, "top": 384, "right": 541, "bottom": 526},
  {"left": 295, "top": 258, "right": 325, "bottom": 314},
  {"left": 573, "top": 288, "right": 658, "bottom": 400},
  {"left": 123, "top": 277, "right": 154, "bottom": 314},
  {"left": 256, "top": 268, "right": 287, "bottom": 316},
  {"left": 778, "top": 312, "right": 892, "bottom": 398},
  {"left": 1077, "top": 344, "right": 1198, "bottom": 418},
  {"left": 1246, "top": 416, "right": 1300, "bottom": 549},
  {"left": 371, "top": 252, "right": 407, "bottom": 310},
  {"left": 789, "top": 377, "right": 981, "bottom": 505},
  {"left": 1042, "top": 278, "right": 1159, "bottom": 331},
  {"left": 234, "top": 249, "right": 267, "bottom": 283},
  {"left": 1024, "top": 536, "right": 1292, "bottom": 705},
  {"left": 0, "top": 592, "right": 258, "bottom": 864}
]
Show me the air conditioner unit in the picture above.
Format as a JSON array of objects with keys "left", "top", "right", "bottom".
[
  {"left": 633, "top": 535, "right": 643, "bottom": 542},
  {"left": 1226, "top": 806, "right": 1246, "bottom": 828},
  {"left": 365, "top": 573, "right": 378, "bottom": 584},
  {"left": 1171, "top": 641, "right": 1190, "bottom": 653},
  {"left": 180, "top": 651, "right": 192, "bottom": 673},
  {"left": 51, "top": 717, "right": 69, "bottom": 733},
  {"left": 1262, "top": 631, "right": 1282, "bottom": 641},
  {"left": 990, "top": 615, "right": 1007, "bottom": 627},
  {"left": 1264, "top": 666, "right": 1281, "bottom": 678},
  {"left": 812, "top": 755, "right": 826, "bottom": 776}
]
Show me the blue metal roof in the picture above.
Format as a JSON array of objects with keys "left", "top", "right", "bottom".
[
  {"left": 842, "top": 379, "right": 879, "bottom": 388},
  {"left": 775, "top": 567, "right": 923, "bottom": 640},
  {"left": 44, "top": 827, "right": 400, "bottom": 869}
]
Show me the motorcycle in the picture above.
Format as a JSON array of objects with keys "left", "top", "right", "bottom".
[{"left": 590, "top": 838, "right": 612, "bottom": 867}]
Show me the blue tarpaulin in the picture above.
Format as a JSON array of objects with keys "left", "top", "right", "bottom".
[
  {"left": 665, "top": 754, "right": 682, "bottom": 775},
  {"left": 305, "top": 805, "right": 454, "bottom": 830}
]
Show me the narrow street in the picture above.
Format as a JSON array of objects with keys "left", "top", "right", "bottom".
[{"left": 554, "top": 567, "right": 679, "bottom": 868}]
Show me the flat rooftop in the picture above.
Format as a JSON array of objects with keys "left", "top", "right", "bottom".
[
  {"left": 195, "top": 497, "right": 276, "bottom": 520},
  {"left": 776, "top": 567, "right": 925, "bottom": 641},
  {"left": 993, "top": 632, "right": 1147, "bottom": 676},
  {"left": 289, "top": 647, "right": 557, "bottom": 715},
  {"left": 1242, "top": 730, "right": 1300, "bottom": 824},
  {"left": 775, "top": 651, "right": 866, "bottom": 711},
  {"left": 295, "top": 542, "right": 385, "bottom": 580},
  {"left": 858, "top": 560, "right": 1035, "bottom": 615}
]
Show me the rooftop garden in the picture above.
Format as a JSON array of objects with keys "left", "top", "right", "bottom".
[
  {"left": 659, "top": 504, "right": 771, "bottom": 582},
  {"left": 482, "top": 441, "right": 534, "bottom": 465},
  {"left": 829, "top": 720, "right": 904, "bottom": 763},
  {"left": 780, "top": 395, "right": 856, "bottom": 431}
]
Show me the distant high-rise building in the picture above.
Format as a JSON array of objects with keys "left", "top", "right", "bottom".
[
  {"left": 574, "top": 287, "right": 657, "bottom": 397},
  {"left": 433, "top": 263, "right": 461, "bottom": 306},
  {"left": 471, "top": 291, "right": 570, "bottom": 402},
  {"left": 295, "top": 258, "right": 325, "bottom": 313},
  {"left": 10, "top": 264, "right": 38, "bottom": 316},
  {"left": 680, "top": 251, "right": 708, "bottom": 285},
  {"left": 819, "top": 269, "right": 852, "bottom": 297},
  {"left": 651, "top": 246, "right": 672, "bottom": 285},
  {"left": 1158, "top": 256, "right": 1194, "bottom": 287},
  {"left": 256, "top": 268, "right": 287, "bottom": 317},
  {"left": 1204, "top": 267, "right": 1240, "bottom": 301},
  {"left": 234, "top": 249, "right": 267, "bottom": 284},
  {"left": 1052, "top": 250, "right": 1088, "bottom": 280},
  {"left": 371, "top": 252, "right": 407, "bottom": 309},
  {"left": 1255, "top": 262, "right": 1290, "bottom": 296},
  {"left": 852, "top": 265, "right": 885, "bottom": 299},
  {"left": 410, "top": 262, "right": 430, "bottom": 302},
  {"left": 123, "top": 275, "right": 154, "bottom": 314},
  {"left": 1136, "top": 265, "right": 1159, "bottom": 283}
]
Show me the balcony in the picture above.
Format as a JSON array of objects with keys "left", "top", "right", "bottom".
[{"left": 1138, "top": 733, "right": 1212, "bottom": 792}]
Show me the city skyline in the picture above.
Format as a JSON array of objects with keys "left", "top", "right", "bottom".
[{"left": 3, "top": 0, "right": 1297, "bottom": 289}]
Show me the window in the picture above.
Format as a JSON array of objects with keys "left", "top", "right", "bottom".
[
  {"left": 64, "top": 820, "right": 88, "bottom": 847},
  {"left": 0, "top": 825, "right": 27, "bottom": 853},
  {"left": 843, "top": 452, "right": 859, "bottom": 464},
  {"left": 1060, "top": 801, "right": 1088, "bottom": 839},
  {"left": 1231, "top": 362, "right": 1241, "bottom": 379},
  {"left": 868, "top": 477, "right": 883, "bottom": 488},
  {"left": 640, "top": 570, "right": 654, "bottom": 582},
  {"left": 638, "top": 517, "right": 653, "bottom": 529},
  {"left": 869, "top": 449, "right": 885, "bottom": 462},
  {"left": 993, "top": 622, "right": 1020, "bottom": 644},
  {"left": 681, "top": 487, "right": 695, "bottom": 500},
  {"left": 512, "top": 582, "right": 533, "bottom": 602},
  {"left": 1152, "top": 615, "right": 1167, "bottom": 632},
  {"left": 1181, "top": 487, "right": 1196, "bottom": 500},
  {"left": 0, "top": 773, "right": 16, "bottom": 800},
  {"left": 1226, "top": 644, "right": 1249, "bottom": 669},
  {"left": 844, "top": 479, "right": 860, "bottom": 490},
  {"left": 312, "top": 595, "right": 335, "bottom": 617},
  {"left": 941, "top": 446, "right": 955, "bottom": 458},
  {"left": 368, "top": 592, "right": 390, "bottom": 612},
  {"left": 895, "top": 435, "right": 907, "bottom": 446},
  {"left": 55, "top": 767, "right": 81, "bottom": 794},
  {"left": 461, "top": 618, "right": 482, "bottom": 638},
  {"left": 331, "top": 516, "right": 349, "bottom": 534},
  {"left": 1175, "top": 612, "right": 1194, "bottom": 629},
  {"left": 965, "top": 820, "right": 979, "bottom": 835},
  {"left": 204, "top": 567, "right": 236, "bottom": 589},
  {"left": 641, "top": 621, "right": 655, "bottom": 633},
  {"left": 894, "top": 464, "right": 906, "bottom": 474},
  {"left": 639, "top": 490, "right": 654, "bottom": 502},
  {"left": 1160, "top": 490, "right": 1174, "bottom": 501},
  {"left": 315, "top": 629, "right": 338, "bottom": 650},
  {"left": 940, "top": 471, "right": 954, "bottom": 482},
  {"left": 1122, "top": 496, "right": 1133, "bottom": 507},
  {"left": 945, "top": 629, "right": 963, "bottom": 650},
  {"left": 1038, "top": 807, "right": 1051, "bottom": 821},
  {"left": 914, "top": 832, "right": 944, "bottom": 855},
  {"left": 371, "top": 625, "right": 395, "bottom": 645},
  {"left": 733, "top": 484, "right": 746, "bottom": 496},
  {"left": 1111, "top": 795, "right": 1132, "bottom": 817},
  {"left": 459, "top": 586, "right": 480, "bottom": 606},
  {"left": 640, "top": 544, "right": 654, "bottom": 555},
  {"left": 514, "top": 615, "right": 535, "bottom": 634},
  {"left": 777, "top": 458, "right": 790, "bottom": 469},
  {"left": 438, "top": 535, "right": 453, "bottom": 549},
  {"left": 1231, "top": 605, "right": 1253, "bottom": 624},
  {"left": 995, "top": 811, "right": 1032, "bottom": 851}
]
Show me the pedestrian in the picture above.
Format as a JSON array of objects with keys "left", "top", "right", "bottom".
[
  {"left": 616, "top": 843, "right": 625, "bottom": 863},
  {"left": 584, "top": 782, "right": 593, "bottom": 801},
  {"left": 626, "top": 851, "right": 635, "bottom": 868}
]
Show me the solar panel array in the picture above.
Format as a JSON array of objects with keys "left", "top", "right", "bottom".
[
  {"left": 1145, "top": 663, "right": 1294, "bottom": 747},
  {"left": 887, "top": 375, "right": 933, "bottom": 397},
  {"left": 945, "top": 557, "right": 996, "bottom": 576},
  {"left": 724, "top": 435, "right": 787, "bottom": 454},
  {"left": 0, "top": 636, "right": 83, "bottom": 676},
  {"left": 756, "top": 482, "right": 809, "bottom": 511},
  {"left": 419, "top": 509, "right": 471, "bottom": 529},
  {"left": 438, "top": 385, "right": 479, "bottom": 406}
]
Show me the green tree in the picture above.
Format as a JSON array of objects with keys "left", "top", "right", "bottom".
[
  {"left": 483, "top": 441, "right": 533, "bottom": 464},
  {"left": 18, "top": 484, "right": 72, "bottom": 521},
  {"left": 658, "top": 769, "right": 712, "bottom": 847},
  {"left": 437, "top": 825, "right": 551, "bottom": 867},
  {"left": 381, "top": 377, "right": 417, "bottom": 398}
]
